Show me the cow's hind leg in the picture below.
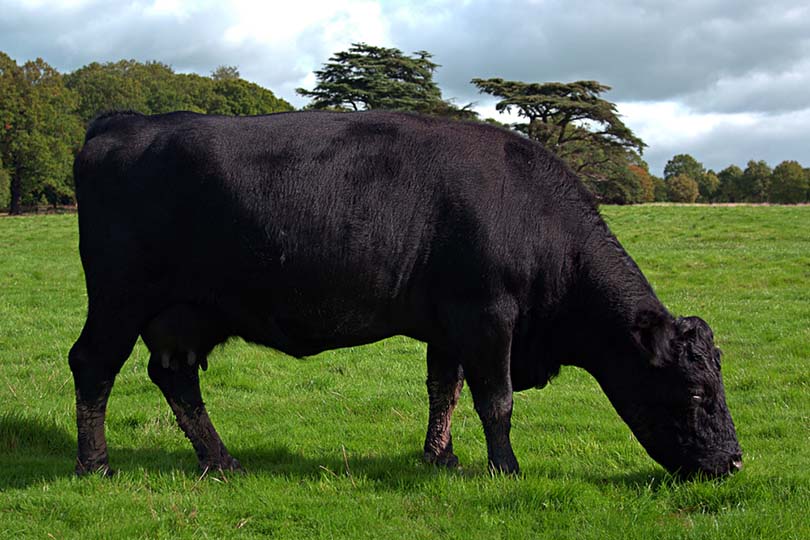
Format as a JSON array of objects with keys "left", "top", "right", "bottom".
[
  {"left": 423, "top": 344, "right": 464, "bottom": 467},
  {"left": 69, "top": 313, "right": 140, "bottom": 475},
  {"left": 147, "top": 353, "right": 240, "bottom": 472}
]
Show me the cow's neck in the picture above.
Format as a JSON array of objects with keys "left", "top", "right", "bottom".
[{"left": 562, "top": 221, "right": 667, "bottom": 374}]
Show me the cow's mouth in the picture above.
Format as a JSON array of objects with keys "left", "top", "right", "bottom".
[{"left": 653, "top": 447, "right": 743, "bottom": 479}]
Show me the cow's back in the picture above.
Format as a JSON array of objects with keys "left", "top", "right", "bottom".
[{"left": 74, "top": 110, "right": 592, "bottom": 356}]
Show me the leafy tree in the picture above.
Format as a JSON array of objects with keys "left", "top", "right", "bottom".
[
  {"left": 66, "top": 60, "right": 292, "bottom": 122},
  {"left": 1, "top": 55, "right": 83, "bottom": 213},
  {"left": 628, "top": 164, "right": 655, "bottom": 203},
  {"left": 700, "top": 171, "right": 721, "bottom": 202},
  {"left": 2, "top": 52, "right": 293, "bottom": 212},
  {"left": 0, "top": 53, "right": 26, "bottom": 128},
  {"left": 297, "top": 43, "right": 473, "bottom": 118},
  {"left": 471, "top": 78, "right": 645, "bottom": 192},
  {"left": 717, "top": 164, "right": 744, "bottom": 202},
  {"left": 663, "top": 154, "right": 718, "bottom": 202},
  {"left": 769, "top": 160, "right": 808, "bottom": 204},
  {"left": 18, "top": 59, "right": 84, "bottom": 208},
  {"left": 585, "top": 158, "right": 657, "bottom": 205},
  {"left": 135, "top": 61, "right": 201, "bottom": 114},
  {"left": 64, "top": 60, "right": 150, "bottom": 122},
  {"left": 666, "top": 174, "right": 699, "bottom": 203},
  {"left": 740, "top": 160, "right": 772, "bottom": 202},
  {"left": 663, "top": 153, "right": 704, "bottom": 181},
  {"left": 211, "top": 65, "right": 240, "bottom": 81},
  {"left": 805, "top": 168, "right": 810, "bottom": 198},
  {"left": 210, "top": 78, "right": 293, "bottom": 115},
  {"left": 1, "top": 52, "right": 26, "bottom": 211},
  {"left": 591, "top": 163, "right": 646, "bottom": 205},
  {"left": 652, "top": 175, "right": 668, "bottom": 202},
  {"left": 0, "top": 156, "right": 9, "bottom": 209}
]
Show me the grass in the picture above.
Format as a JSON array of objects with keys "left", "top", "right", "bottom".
[{"left": 0, "top": 206, "right": 808, "bottom": 539}]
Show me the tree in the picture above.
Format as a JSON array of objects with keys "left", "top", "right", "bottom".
[
  {"left": 297, "top": 43, "right": 473, "bottom": 118},
  {"left": 209, "top": 78, "right": 293, "bottom": 115},
  {"left": 806, "top": 168, "right": 810, "bottom": 199},
  {"left": 2, "top": 52, "right": 294, "bottom": 212},
  {"left": 1, "top": 54, "right": 83, "bottom": 213},
  {"left": 211, "top": 65, "right": 240, "bottom": 81},
  {"left": 700, "top": 171, "right": 720, "bottom": 202},
  {"left": 740, "top": 160, "right": 772, "bottom": 202},
  {"left": 663, "top": 154, "right": 718, "bottom": 202},
  {"left": 1, "top": 52, "right": 26, "bottom": 211},
  {"left": 585, "top": 162, "right": 644, "bottom": 204},
  {"left": 135, "top": 61, "right": 200, "bottom": 114},
  {"left": 769, "top": 160, "right": 808, "bottom": 204},
  {"left": 471, "top": 78, "right": 645, "bottom": 194},
  {"left": 66, "top": 60, "right": 293, "bottom": 122},
  {"left": 0, "top": 156, "right": 9, "bottom": 209},
  {"left": 652, "top": 175, "right": 668, "bottom": 202},
  {"left": 628, "top": 164, "right": 655, "bottom": 203},
  {"left": 717, "top": 164, "right": 744, "bottom": 202},
  {"left": 64, "top": 60, "right": 150, "bottom": 122},
  {"left": 667, "top": 174, "right": 699, "bottom": 203},
  {"left": 663, "top": 153, "right": 704, "bottom": 181},
  {"left": 18, "top": 59, "right": 84, "bottom": 209}
]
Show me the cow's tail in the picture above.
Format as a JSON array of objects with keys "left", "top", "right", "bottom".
[{"left": 84, "top": 110, "right": 142, "bottom": 143}]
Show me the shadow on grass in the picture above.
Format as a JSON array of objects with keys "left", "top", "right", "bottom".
[
  {"left": 0, "top": 413, "right": 76, "bottom": 490},
  {"left": 584, "top": 468, "right": 675, "bottom": 492},
  {"left": 0, "top": 413, "right": 685, "bottom": 493}
]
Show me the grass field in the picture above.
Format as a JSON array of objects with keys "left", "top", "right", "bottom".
[{"left": 0, "top": 206, "right": 808, "bottom": 539}]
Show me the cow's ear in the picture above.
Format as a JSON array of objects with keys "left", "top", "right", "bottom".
[{"left": 631, "top": 304, "right": 675, "bottom": 367}]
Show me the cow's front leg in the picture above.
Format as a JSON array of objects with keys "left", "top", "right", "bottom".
[
  {"left": 147, "top": 352, "right": 240, "bottom": 472},
  {"left": 423, "top": 344, "right": 464, "bottom": 467},
  {"left": 445, "top": 306, "right": 518, "bottom": 473},
  {"left": 455, "top": 311, "right": 519, "bottom": 475},
  {"left": 468, "top": 382, "right": 518, "bottom": 474}
]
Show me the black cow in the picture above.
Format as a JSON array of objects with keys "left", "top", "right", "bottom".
[{"left": 69, "top": 110, "right": 741, "bottom": 477}]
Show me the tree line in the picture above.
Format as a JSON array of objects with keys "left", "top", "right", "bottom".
[
  {"left": 2, "top": 43, "right": 808, "bottom": 213},
  {"left": 659, "top": 153, "right": 809, "bottom": 204},
  {"left": 0, "top": 54, "right": 293, "bottom": 213}
]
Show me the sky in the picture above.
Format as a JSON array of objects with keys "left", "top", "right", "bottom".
[{"left": 1, "top": 0, "right": 808, "bottom": 175}]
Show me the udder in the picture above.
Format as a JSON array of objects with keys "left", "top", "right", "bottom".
[{"left": 141, "top": 304, "right": 230, "bottom": 371}]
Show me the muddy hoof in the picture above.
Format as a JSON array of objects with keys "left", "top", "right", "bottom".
[
  {"left": 200, "top": 456, "right": 243, "bottom": 474},
  {"left": 487, "top": 456, "right": 520, "bottom": 476},
  {"left": 75, "top": 460, "right": 115, "bottom": 477},
  {"left": 423, "top": 450, "right": 460, "bottom": 468}
]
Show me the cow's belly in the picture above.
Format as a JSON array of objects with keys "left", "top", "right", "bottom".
[{"left": 215, "top": 286, "right": 422, "bottom": 358}]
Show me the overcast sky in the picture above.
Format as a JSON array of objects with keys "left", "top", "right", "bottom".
[{"left": 2, "top": 0, "right": 808, "bottom": 175}]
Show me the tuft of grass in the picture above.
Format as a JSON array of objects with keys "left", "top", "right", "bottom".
[{"left": 0, "top": 207, "right": 808, "bottom": 539}]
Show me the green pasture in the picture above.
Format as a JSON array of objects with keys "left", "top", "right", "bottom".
[{"left": 0, "top": 206, "right": 808, "bottom": 539}]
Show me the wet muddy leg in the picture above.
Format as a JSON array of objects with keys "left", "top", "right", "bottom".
[
  {"left": 423, "top": 344, "right": 464, "bottom": 467},
  {"left": 147, "top": 352, "right": 240, "bottom": 472}
]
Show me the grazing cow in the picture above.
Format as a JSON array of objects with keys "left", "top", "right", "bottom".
[{"left": 69, "top": 110, "right": 742, "bottom": 477}]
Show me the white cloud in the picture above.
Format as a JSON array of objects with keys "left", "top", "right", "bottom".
[
  {"left": 684, "top": 59, "right": 810, "bottom": 113},
  {"left": 145, "top": 0, "right": 193, "bottom": 18},
  {"left": 618, "top": 101, "right": 810, "bottom": 173},
  {"left": 222, "top": 1, "right": 388, "bottom": 47},
  {"left": 618, "top": 101, "right": 758, "bottom": 148}
]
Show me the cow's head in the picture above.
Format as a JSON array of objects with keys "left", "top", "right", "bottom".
[{"left": 600, "top": 309, "right": 742, "bottom": 477}]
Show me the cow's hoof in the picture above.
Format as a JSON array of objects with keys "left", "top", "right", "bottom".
[
  {"left": 423, "top": 450, "right": 460, "bottom": 468},
  {"left": 75, "top": 461, "right": 115, "bottom": 477},
  {"left": 488, "top": 457, "right": 520, "bottom": 476},
  {"left": 200, "top": 456, "right": 243, "bottom": 474}
]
